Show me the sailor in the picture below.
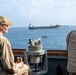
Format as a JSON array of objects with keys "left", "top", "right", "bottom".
[
  {"left": 66, "top": 30, "right": 76, "bottom": 75},
  {"left": 0, "top": 16, "right": 29, "bottom": 75}
]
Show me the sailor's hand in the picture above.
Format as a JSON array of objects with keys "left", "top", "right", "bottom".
[{"left": 16, "top": 62, "right": 24, "bottom": 68}]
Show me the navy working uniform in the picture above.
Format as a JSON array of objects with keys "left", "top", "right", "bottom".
[
  {"left": 0, "top": 16, "right": 29, "bottom": 75},
  {"left": 66, "top": 30, "right": 76, "bottom": 75}
]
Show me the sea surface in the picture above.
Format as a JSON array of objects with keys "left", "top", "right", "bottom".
[{"left": 4, "top": 26, "right": 76, "bottom": 50}]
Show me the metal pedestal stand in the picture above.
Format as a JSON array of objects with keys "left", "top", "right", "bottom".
[{"left": 27, "top": 50, "right": 48, "bottom": 75}]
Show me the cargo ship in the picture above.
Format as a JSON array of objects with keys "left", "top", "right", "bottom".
[{"left": 29, "top": 23, "right": 60, "bottom": 29}]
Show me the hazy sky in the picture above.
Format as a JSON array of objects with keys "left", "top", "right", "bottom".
[{"left": 0, "top": 0, "right": 76, "bottom": 27}]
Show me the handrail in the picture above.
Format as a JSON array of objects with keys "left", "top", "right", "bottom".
[
  {"left": 12, "top": 49, "right": 26, "bottom": 54},
  {"left": 47, "top": 50, "right": 67, "bottom": 56},
  {"left": 12, "top": 49, "right": 68, "bottom": 56}
]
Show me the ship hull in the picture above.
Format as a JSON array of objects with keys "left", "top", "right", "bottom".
[{"left": 29, "top": 25, "right": 60, "bottom": 29}]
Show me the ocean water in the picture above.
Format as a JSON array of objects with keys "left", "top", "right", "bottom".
[{"left": 4, "top": 26, "right": 76, "bottom": 50}]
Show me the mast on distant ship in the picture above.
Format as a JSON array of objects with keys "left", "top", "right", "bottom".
[
  {"left": 29, "top": 23, "right": 32, "bottom": 27},
  {"left": 29, "top": 23, "right": 34, "bottom": 27}
]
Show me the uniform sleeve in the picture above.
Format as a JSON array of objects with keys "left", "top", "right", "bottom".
[
  {"left": 66, "top": 31, "right": 74, "bottom": 45},
  {"left": 66, "top": 33, "right": 69, "bottom": 44},
  {"left": 0, "top": 39, "right": 16, "bottom": 73}
]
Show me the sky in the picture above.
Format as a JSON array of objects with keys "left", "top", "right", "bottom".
[{"left": 0, "top": 0, "right": 76, "bottom": 27}]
